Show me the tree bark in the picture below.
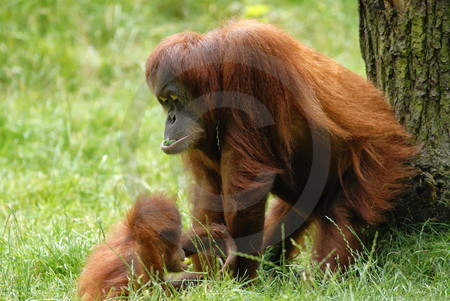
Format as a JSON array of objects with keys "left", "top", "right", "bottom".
[{"left": 359, "top": 0, "right": 449, "bottom": 223}]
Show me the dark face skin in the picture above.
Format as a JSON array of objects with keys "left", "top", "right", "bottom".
[
  {"left": 155, "top": 81, "right": 204, "bottom": 154},
  {"left": 166, "top": 245, "right": 188, "bottom": 272},
  {"left": 160, "top": 226, "right": 188, "bottom": 272}
]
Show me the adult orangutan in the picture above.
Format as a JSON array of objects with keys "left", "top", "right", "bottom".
[{"left": 145, "top": 20, "right": 415, "bottom": 279}]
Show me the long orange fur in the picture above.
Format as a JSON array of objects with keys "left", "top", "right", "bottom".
[{"left": 145, "top": 20, "right": 416, "bottom": 275}]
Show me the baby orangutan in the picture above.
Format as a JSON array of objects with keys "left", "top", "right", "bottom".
[{"left": 77, "top": 195, "right": 236, "bottom": 300}]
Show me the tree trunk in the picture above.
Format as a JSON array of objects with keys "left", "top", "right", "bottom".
[{"left": 358, "top": 0, "right": 449, "bottom": 223}]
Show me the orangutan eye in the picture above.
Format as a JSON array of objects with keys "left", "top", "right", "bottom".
[
  {"left": 159, "top": 229, "right": 179, "bottom": 243},
  {"left": 158, "top": 96, "right": 168, "bottom": 102}
]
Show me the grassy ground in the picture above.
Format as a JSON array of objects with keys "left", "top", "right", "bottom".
[{"left": 1, "top": 0, "right": 448, "bottom": 300}]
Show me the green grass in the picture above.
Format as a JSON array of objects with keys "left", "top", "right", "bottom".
[{"left": 0, "top": 0, "right": 448, "bottom": 300}]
